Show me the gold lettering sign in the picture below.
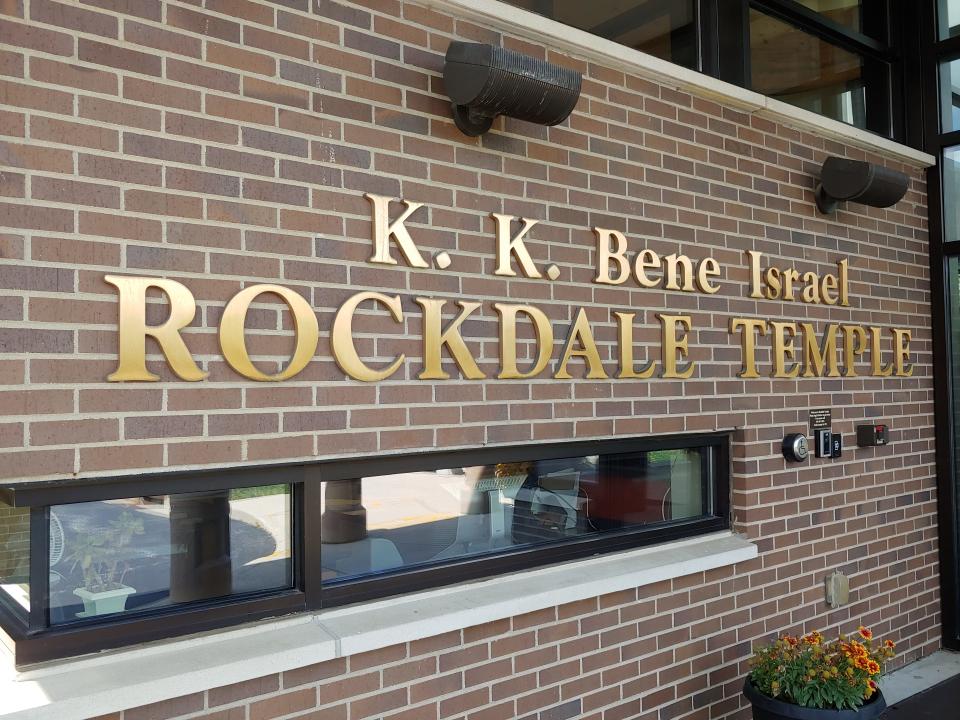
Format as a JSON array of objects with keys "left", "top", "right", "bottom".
[
  {"left": 495, "top": 304, "right": 554, "bottom": 380},
  {"left": 416, "top": 298, "right": 485, "bottom": 380},
  {"left": 554, "top": 309, "right": 607, "bottom": 380},
  {"left": 331, "top": 291, "right": 405, "bottom": 382},
  {"left": 220, "top": 285, "right": 318, "bottom": 382},
  {"left": 101, "top": 194, "right": 916, "bottom": 385},
  {"left": 105, "top": 275, "right": 207, "bottom": 382}
]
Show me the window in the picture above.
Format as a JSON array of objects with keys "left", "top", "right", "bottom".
[
  {"left": 941, "top": 58, "right": 960, "bottom": 132},
  {"left": 320, "top": 447, "right": 711, "bottom": 584},
  {"left": 944, "top": 147, "right": 960, "bottom": 243},
  {"left": 0, "top": 434, "right": 728, "bottom": 665},
  {"left": 745, "top": 2, "right": 893, "bottom": 136},
  {"left": 0, "top": 499, "right": 29, "bottom": 616},
  {"left": 498, "top": 0, "right": 698, "bottom": 68},
  {"left": 940, "top": 0, "right": 960, "bottom": 40},
  {"left": 494, "top": 0, "right": 905, "bottom": 141},
  {"left": 47, "top": 487, "right": 293, "bottom": 625},
  {"left": 749, "top": 10, "right": 868, "bottom": 128}
]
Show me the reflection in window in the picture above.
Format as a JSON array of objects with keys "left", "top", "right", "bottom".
[
  {"left": 942, "top": 60, "right": 960, "bottom": 132},
  {"left": 945, "top": 147, "right": 960, "bottom": 244},
  {"left": 794, "top": 0, "right": 865, "bottom": 36},
  {"left": 320, "top": 447, "right": 710, "bottom": 582},
  {"left": 49, "top": 485, "right": 292, "bottom": 624},
  {"left": 948, "top": 258, "right": 960, "bottom": 544},
  {"left": 499, "top": 0, "right": 697, "bottom": 68},
  {"left": 0, "top": 499, "right": 29, "bottom": 612},
  {"left": 750, "top": 9, "right": 867, "bottom": 129},
  {"left": 940, "top": 0, "right": 960, "bottom": 39}
]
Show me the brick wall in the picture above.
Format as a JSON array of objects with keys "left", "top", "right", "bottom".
[
  {"left": 0, "top": 501, "right": 28, "bottom": 581},
  {"left": 0, "top": 0, "right": 940, "bottom": 718}
]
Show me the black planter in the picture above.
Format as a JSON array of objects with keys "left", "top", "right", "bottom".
[{"left": 743, "top": 679, "right": 887, "bottom": 720}]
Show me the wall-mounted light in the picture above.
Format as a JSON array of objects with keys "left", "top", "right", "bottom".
[
  {"left": 814, "top": 157, "right": 909, "bottom": 214},
  {"left": 442, "top": 41, "right": 582, "bottom": 137}
]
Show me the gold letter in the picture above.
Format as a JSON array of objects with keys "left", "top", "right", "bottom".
[
  {"left": 800, "top": 323, "right": 840, "bottom": 378},
  {"left": 764, "top": 267, "right": 782, "bottom": 300},
  {"left": 634, "top": 248, "right": 661, "bottom": 288},
  {"left": 364, "top": 193, "right": 429, "bottom": 268},
  {"left": 869, "top": 326, "right": 893, "bottom": 377},
  {"left": 663, "top": 253, "right": 695, "bottom": 292},
  {"left": 220, "top": 285, "right": 318, "bottom": 381},
  {"left": 821, "top": 274, "right": 839, "bottom": 305},
  {"left": 782, "top": 269, "right": 800, "bottom": 301},
  {"left": 554, "top": 309, "right": 607, "bottom": 379},
  {"left": 800, "top": 272, "right": 821, "bottom": 304},
  {"left": 841, "top": 325, "right": 867, "bottom": 377},
  {"left": 696, "top": 257, "right": 721, "bottom": 294},
  {"left": 614, "top": 312, "right": 656, "bottom": 379},
  {"left": 893, "top": 328, "right": 913, "bottom": 377},
  {"left": 331, "top": 291, "right": 405, "bottom": 382},
  {"left": 747, "top": 251, "right": 764, "bottom": 299},
  {"left": 838, "top": 259, "right": 850, "bottom": 306},
  {"left": 416, "top": 298, "right": 485, "bottom": 380},
  {"left": 730, "top": 317, "right": 766, "bottom": 379},
  {"left": 771, "top": 321, "right": 799, "bottom": 378},
  {"left": 659, "top": 313, "right": 695, "bottom": 379},
  {"left": 495, "top": 303, "right": 554, "bottom": 379},
  {"left": 492, "top": 213, "right": 542, "bottom": 278},
  {"left": 593, "top": 228, "right": 630, "bottom": 285},
  {"left": 105, "top": 275, "right": 207, "bottom": 382}
]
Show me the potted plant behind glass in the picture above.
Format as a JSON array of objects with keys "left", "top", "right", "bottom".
[
  {"left": 67, "top": 510, "right": 145, "bottom": 618},
  {"left": 743, "top": 627, "right": 896, "bottom": 720}
]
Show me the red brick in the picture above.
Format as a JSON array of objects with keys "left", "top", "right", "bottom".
[
  {"left": 30, "top": 0, "right": 116, "bottom": 37},
  {"left": 0, "top": 202, "right": 73, "bottom": 232},
  {"left": 32, "top": 177, "right": 120, "bottom": 208},
  {"left": 0, "top": 78, "right": 72, "bottom": 113},
  {"left": 124, "top": 20, "right": 202, "bottom": 58},
  {"left": 78, "top": 38, "right": 161, "bottom": 75},
  {"left": 0, "top": 17, "right": 73, "bottom": 55}
]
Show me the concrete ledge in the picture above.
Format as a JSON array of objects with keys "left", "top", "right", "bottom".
[
  {"left": 0, "top": 531, "right": 755, "bottom": 720},
  {"left": 426, "top": 0, "right": 936, "bottom": 169},
  {"left": 882, "top": 650, "right": 960, "bottom": 706}
]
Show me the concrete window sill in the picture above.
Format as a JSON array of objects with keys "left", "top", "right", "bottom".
[{"left": 0, "top": 530, "right": 756, "bottom": 720}]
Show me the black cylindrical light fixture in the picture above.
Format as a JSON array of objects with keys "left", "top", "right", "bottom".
[
  {"left": 443, "top": 41, "right": 582, "bottom": 137},
  {"left": 815, "top": 156, "right": 909, "bottom": 214}
]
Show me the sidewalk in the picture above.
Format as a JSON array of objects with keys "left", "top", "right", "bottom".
[{"left": 885, "top": 673, "right": 960, "bottom": 718}]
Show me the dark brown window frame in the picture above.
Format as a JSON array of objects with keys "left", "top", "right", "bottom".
[{"left": 0, "top": 432, "right": 730, "bottom": 666}]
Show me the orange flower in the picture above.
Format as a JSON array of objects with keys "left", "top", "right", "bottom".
[
  {"left": 784, "top": 635, "right": 799, "bottom": 646},
  {"left": 884, "top": 639, "right": 896, "bottom": 649},
  {"left": 868, "top": 680, "right": 878, "bottom": 690},
  {"left": 858, "top": 626, "right": 873, "bottom": 641},
  {"left": 867, "top": 660, "right": 881, "bottom": 675},
  {"left": 855, "top": 656, "right": 871, "bottom": 670}
]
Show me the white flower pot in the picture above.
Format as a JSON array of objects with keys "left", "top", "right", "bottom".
[{"left": 73, "top": 585, "right": 136, "bottom": 618}]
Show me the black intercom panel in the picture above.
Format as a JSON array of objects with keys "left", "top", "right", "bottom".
[{"left": 856, "top": 424, "right": 888, "bottom": 447}]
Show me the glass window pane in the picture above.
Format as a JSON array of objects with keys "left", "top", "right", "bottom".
[
  {"left": 750, "top": 10, "right": 868, "bottom": 129},
  {"left": 793, "top": 1, "right": 868, "bottom": 36},
  {"left": 499, "top": 0, "right": 697, "bottom": 68},
  {"left": 942, "top": 59, "right": 960, "bottom": 132},
  {"left": 49, "top": 485, "right": 292, "bottom": 624},
  {"left": 940, "top": 0, "right": 960, "bottom": 39},
  {"left": 320, "top": 447, "right": 710, "bottom": 583},
  {"left": 944, "top": 147, "right": 960, "bottom": 244},
  {"left": 947, "top": 256, "right": 960, "bottom": 571},
  {"left": 0, "top": 499, "right": 29, "bottom": 612}
]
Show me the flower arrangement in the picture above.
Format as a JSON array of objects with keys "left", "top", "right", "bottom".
[
  {"left": 748, "top": 626, "right": 896, "bottom": 711},
  {"left": 66, "top": 510, "right": 145, "bottom": 593}
]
